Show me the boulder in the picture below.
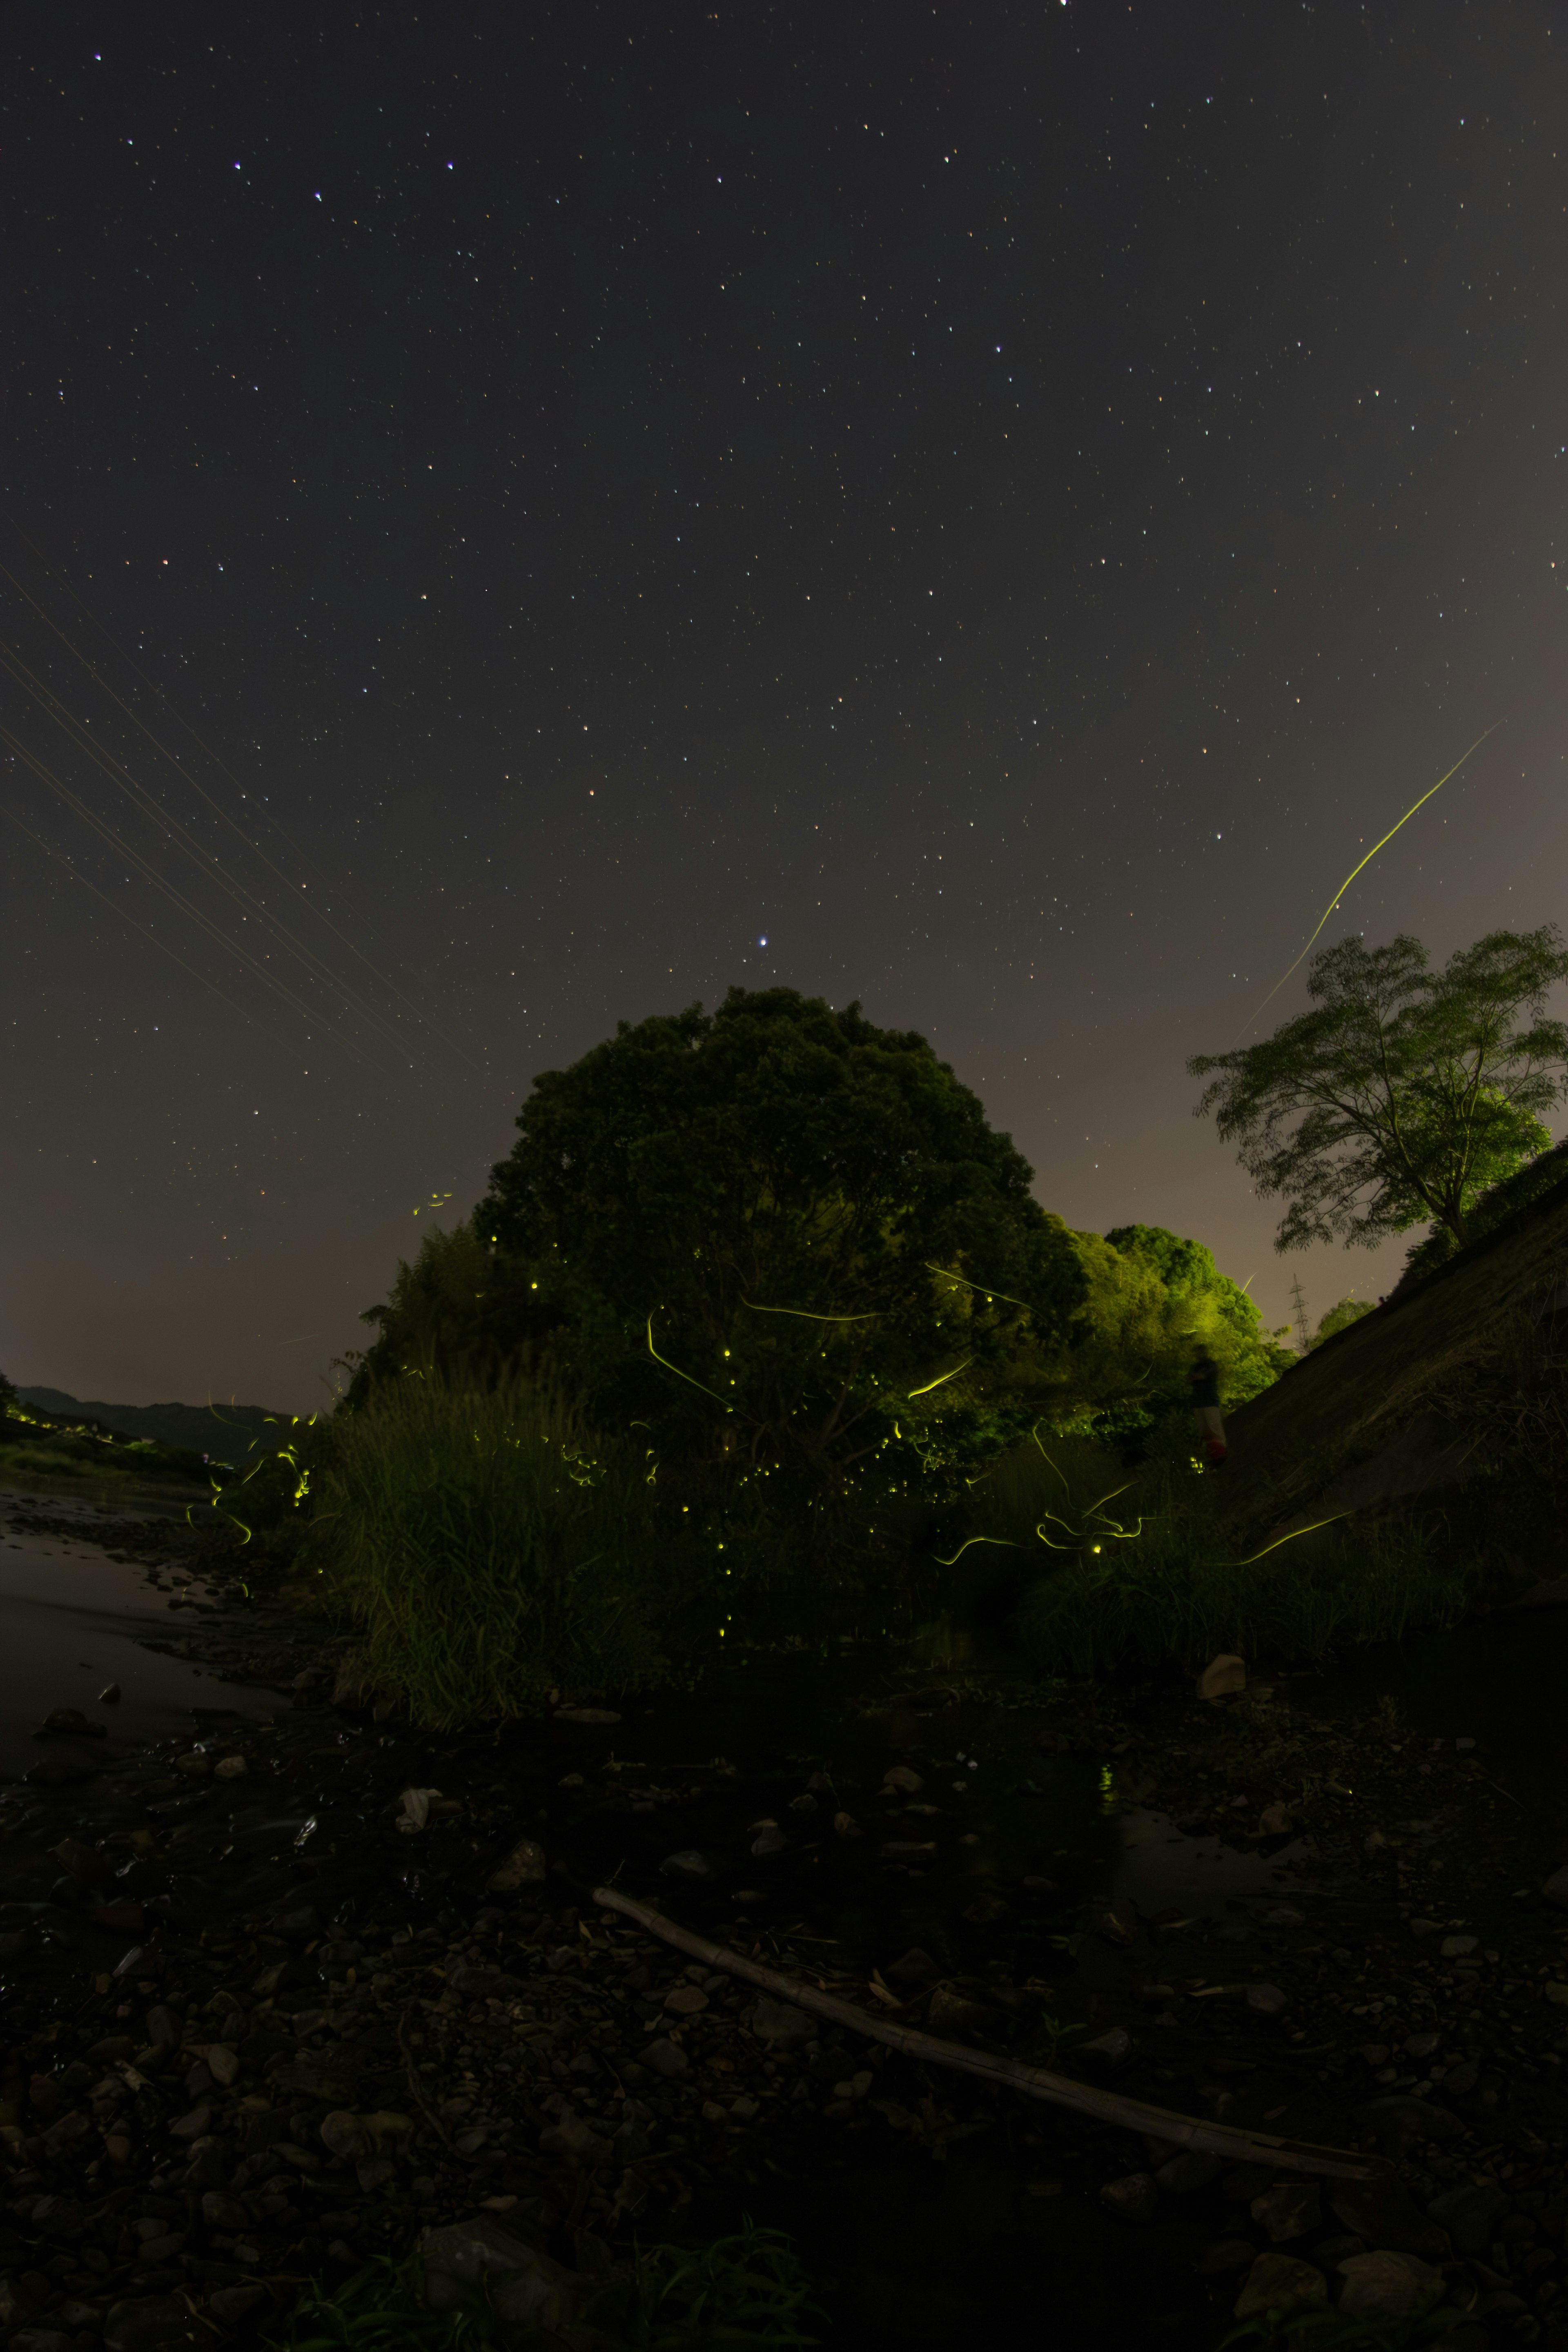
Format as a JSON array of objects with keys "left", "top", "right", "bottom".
[
  {"left": 1197, "top": 1655, "right": 1246, "bottom": 1703},
  {"left": 419, "top": 2214, "right": 630, "bottom": 2340},
  {"left": 103, "top": 2296, "right": 205, "bottom": 2352},
  {"left": 1156, "top": 2152, "right": 1222, "bottom": 2195},
  {"left": 1330, "top": 2170, "right": 1450, "bottom": 2258},
  {"left": 1232, "top": 2254, "right": 1327, "bottom": 2321},
  {"left": 1427, "top": 2179, "right": 1506, "bottom": 2257},
  {"left": 1336, "top": 2250, "right": 1445, "bottom": 2319},
  {"left": 744, "top": 1998, "right": 813, "bottom": 2046}
]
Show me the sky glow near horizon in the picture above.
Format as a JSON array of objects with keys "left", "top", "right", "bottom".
[{"left": 1, "top": 1, "right": 1565, "bottom": 1408}]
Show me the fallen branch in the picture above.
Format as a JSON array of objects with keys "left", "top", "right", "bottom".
[{"left": 592, "top": 1886, "right": 1384, "bottom": 2184}]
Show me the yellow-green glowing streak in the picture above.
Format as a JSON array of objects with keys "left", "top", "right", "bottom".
[
  {"left": 741, "top": 1300, "right": 880, "bottom": 1322},
  {"left": 646, "top": 1315, "right": 733, "bottom": 1411},
  {"left": 1233, "top": 721, "right": 1502, "bottom": 1043},
  {"left": 1221, "top": 1509, "right": 1349, "bottom": 1567},
  {"left": 931, "top": 1534, "right": 1022, "bottom": 1566},
  {"left": 924, "top": 1264, "right": 1033, "bottom": 1312},
  {"left": 906, "top": 1358, "right": 974, "bottom": 1397}
]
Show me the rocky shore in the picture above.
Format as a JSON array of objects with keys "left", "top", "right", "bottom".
[{"left": 3, "top": 1508, "right": 1568, "bottom": 2349}]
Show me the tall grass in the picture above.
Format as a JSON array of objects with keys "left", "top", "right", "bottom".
[
  {"left": 963, "top": 1425, "right": 1479, "bottom": 1678},
  {"left": 303, "top": 1375, "right": 694, "bottom": 1728}
]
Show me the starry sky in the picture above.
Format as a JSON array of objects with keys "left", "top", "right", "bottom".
[{"left": 3, "top": 0, "right": 1566, "bottom": 1412}]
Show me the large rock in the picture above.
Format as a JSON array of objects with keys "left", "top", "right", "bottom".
[
  {"left": 103, "top": 2297, "right": 205, "bottom": 2352},
  {"left": 1155, "top": 2151, "right": 1222, "bottom": 2195},
  {"left": 1427, "top": 2179, "right": 1507, "bottom": 2256},
  {"left": 1336, "top": 2250, "right": 1445, "bottom": 2319},
  {"left": 419, "top": 2214, "right": 631, "bottom": 2340},
  {"left": 744, "top": 1998, "right": 813, "bottom": 2046},
  {"left": 1197, "top": 1655, "right": 1246, "bottom": 1702},
  {"left": 1232, "top": 2254, "right": 1327, "bottom": 2321}
]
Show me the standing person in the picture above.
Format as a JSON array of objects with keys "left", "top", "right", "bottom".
[{"left": 1189, "top": 1345, "right": 1226, "bottom": 1468}]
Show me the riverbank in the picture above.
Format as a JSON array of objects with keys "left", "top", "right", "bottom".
[{"left": 2, "top": 1507, "right": 1568, "bottom": 2350}]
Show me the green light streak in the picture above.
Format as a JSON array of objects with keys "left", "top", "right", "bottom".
[
  {"left": 1221, "top": 1509, "right": 1350, "bottom": 1566},
  {"left": 931, "top": 1535, "right": 1023, "bottom": 1567},
  {"left": 1234, "top": 721, "right": 1502, "bottom": 1042},
  {"left": 741, "top": 1300, "right": 880, "bottom": 1322},
  {"left": 924, "top": 1263, "right": 1032, "bottom": 1312},
  {"left": 646, "top": 1315, "right": 733, "bottom": 1411}
]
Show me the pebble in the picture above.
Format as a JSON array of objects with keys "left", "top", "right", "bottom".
[
  {"left": 639, "top": 2038, "right": 690, "bottom": 2077},
  {"left": 659, "top": 1849, "right": 711, "bottom": 1877},
  {"left": 1099, "top": 2172, "right": 1159, "bottom": 2225},
  {"left": 1251, "top": 2183, "right": 1320, "bottom": 2242}
]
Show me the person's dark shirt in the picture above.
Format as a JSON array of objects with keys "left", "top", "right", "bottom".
[{"left": 1189, "top": 1356, "right": 1221, "bottom": 1409}]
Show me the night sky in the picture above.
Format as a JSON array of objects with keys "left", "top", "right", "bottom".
[{"left": 4, "top": 2, "right": 1566, "bottom": 1412}]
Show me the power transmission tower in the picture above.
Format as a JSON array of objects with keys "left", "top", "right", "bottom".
[{"left": 1289, "top": 1274, "right": 1311, "bottom": 1355}]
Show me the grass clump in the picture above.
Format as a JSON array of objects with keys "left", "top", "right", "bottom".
[
  {"left": 0, "top": 1441, "right": 116, "bottom": 1483},
  {"left": 964, "top": 1426, "right": 1479, "bottom": 1679},
  {"left": 635, "top": 2221, "right": 826, "bottom": 2347},
  {"left": 265, "top": 2221, "right": 823, "bottom": 2350},
  {"left": 300, "top": 1373, "right": 693, "bottom": 1728}
]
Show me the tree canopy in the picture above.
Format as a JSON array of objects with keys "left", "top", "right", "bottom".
[
  {"left": 480, "top": 987, "right": 1087, "bottom": 1492},
  {"left": 1190, "top": 927, "right": 1568, "bottom": 1253},
  {"left": 1311, "top": 1295, "right": 1376, "bottom": 1348}
]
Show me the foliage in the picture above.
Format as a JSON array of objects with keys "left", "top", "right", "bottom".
[
  {"left": 1007, "top": 1428, "right": 1477, "bottom": 1677},
  {"left": 995, "top": 1225, "right": 1292, "bottom": 1433},
  {"left": 300, "top": 1373, "right": 697, "bottom": 1726},
  {"left": 633, "top": 2220, "right": 826, "bottom": 2348},
  {"left": 480, "top": 987, "right": 1087, "bottom": 1546},
  {"left": 0, "top": 1439, "right": 136, "bottom": 1485},
  {"left": 1398, "top": 1134, "right": 1568, "bottom": 1288},
  {"left": 340, "top": 1216, "right": 564, "bottom": 1408},
  {"left": 1191, "top": 926, "right": 1568, "bottom": 1253},
  {"left": 264, "top": 2254, "right": 493, "bottom": 2352},
  {"left": 1311, "top": 1296, "right": 1376, "bottom": 1347},
  {"left": 1098, "top": 1223, "right": 1293, "bottom": 1407},
  {"left": 0, "top": 1368, "right": 15, "bottom": 1416}
]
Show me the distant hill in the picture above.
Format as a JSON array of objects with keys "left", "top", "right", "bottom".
[{"left": 15, "top": 1388, "right": 290, "bottom": 1463}]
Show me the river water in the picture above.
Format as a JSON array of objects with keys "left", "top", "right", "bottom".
[{"left": 0, "top": 1490, "right": 277, "bottom": 1780}]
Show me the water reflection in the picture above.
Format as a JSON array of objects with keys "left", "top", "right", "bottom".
[
  {"left": 0, "top": 1493, "right": 276, "bottom": 1779},
  {"left": 1111, "top": 1804, "right": 1310, "bottom": 1918}
]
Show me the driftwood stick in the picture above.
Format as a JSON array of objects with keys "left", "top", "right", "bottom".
[{"left": 592, "top": 1886, "right": 1384, "bottom": 2185}]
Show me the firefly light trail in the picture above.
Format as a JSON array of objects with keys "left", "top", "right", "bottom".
[{"left": 1234, "top": 721, "right": 1503, "bottom": 1042}]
